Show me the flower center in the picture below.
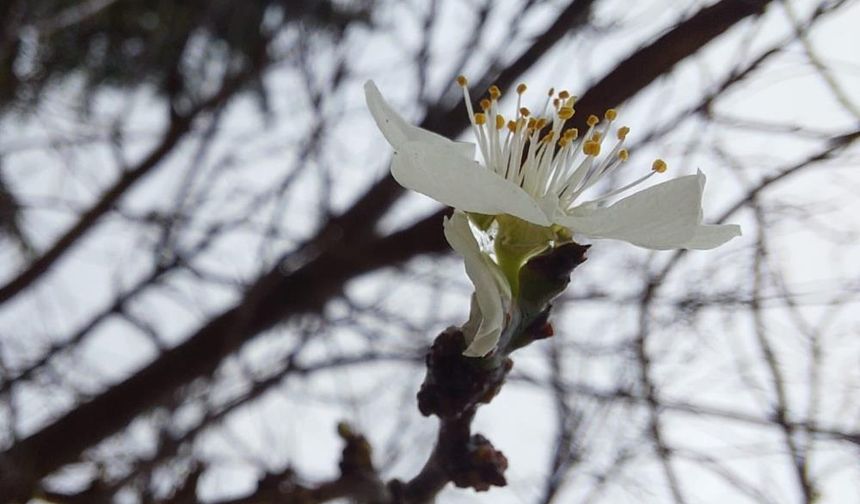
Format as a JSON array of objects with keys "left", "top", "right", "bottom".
[{"left": 456, "top": 76, "right": 667, "bottom": 213}]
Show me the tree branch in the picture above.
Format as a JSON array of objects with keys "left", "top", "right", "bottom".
[{"left": 0, "top": 0, "right": 778, "bottom": 499}]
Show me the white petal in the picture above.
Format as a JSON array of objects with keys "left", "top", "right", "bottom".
[
  {"left": 364, "top": 80, "right": 474, "bottom": 158},
  {"left": 682, "top": 224, "right": 742, "bottom": 249},
  {"left": 394, "top": 140, "right": 551, "bottom": 226},
  {"left": 557, "top": 172, "right": 707, "bottom": 250},
  {"left": 463, "top": 321, "right": 506, "bottom": 357},
  {"left": 537, "top": 192, "right": 561, "bottom": 220},
  {"left": 366, "top": 81, "right": 552, "bottom": 225},
  {"left": 443, "top": 211, "right": 511, "bottom": 357}
]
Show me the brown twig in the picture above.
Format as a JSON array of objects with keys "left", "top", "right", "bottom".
[{"left": 392, "top": 328, "right": 512, "bottom": 504}]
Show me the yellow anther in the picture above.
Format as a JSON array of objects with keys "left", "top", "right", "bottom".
[
  {"left": 558, "top": 90, "right": 570, "bottom": 100},
  {"left": 617, "top": 126, "right": 630, "bottom": 140},
  {"left": 516, "top": 83, "right": 527, "bottom": 94},
  {"left": 480, "top": 98, "right": 491, "bottom": 111},
  {"left": 535, "top": 118, "right": 547, "bottom": 130},
  {"left": 527, "top": 118, "right": 537, "bottom": 129},
  {"left": 564, "top": 128, "right": 579, "bottom": 140},
  {"left": 583, "top": 141, "right": 601, "bottom": 156},
  {"left": 587, "top": 115, "right": 599, "bottom": 127},
  {"left": 558, "top": 107, "right": 574, "bottom": 120},
  {"left": 507, "top": 120, "right": 517, "bottom": 132},
  {"left": 558, "top": 137, "right": 571, "bottom": 147},
  {"left": 489, "top": 85, "right": 501, "bottom": 100},
  {"left": 456, "top": 75, "right": 468, "bottom": 87},
  {"left": 619, "top": 149, "right": 629, "bottom": 161},
  {"left": 591, "top": 132, "right": 603, "bottom": 142},
  {"left": 540, "top": 132, "right": 556, "bottom": 144},
  {"left": 495, "top": 114, "right": 505, "bottom": 130},
  {"left": 474, "top": 113, "right": 487, "bottom": 125},
  {"left": 519, "top": 107, "right": 531, "bottom": 117},
  {"left": 604, "top": 108, "right": 618, "bottom": 121},
  {"left": 652, "top": 159, "right": 668, "bottom": 173},
  {"left": 553, "top": 98, "right": 560, "bottom": 108}
]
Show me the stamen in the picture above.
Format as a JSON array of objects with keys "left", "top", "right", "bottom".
[
  {"left": 587, "top": 171, "right": 655, "bottom": 204},
  {"left": 454, "top": 78, "right": 663, "bottom": 218},
  {"left": 583, "top": 141, "right": 601, "bottom": 156},
  {"left": 540, "top": 89, "right": 554, "bottom": 117},
  {"left": 558, "top": 156, "right": 595, "bottom": 205},
  {"left": 459, "top": 76, "right": 477, "bottom": 125},
  {"left": 495, "top": 114, "right": 505, "bottom": 130},
  {"left": 558, "top": 107, "right": 574, "bottom": 120}
]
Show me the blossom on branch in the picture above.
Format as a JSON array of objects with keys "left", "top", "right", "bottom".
[
  {"left": 364, "top": 78, "right": 741, "bottom": 356},
  {"left": 364, "top": 79, "right": 740, "bottom": 250}
]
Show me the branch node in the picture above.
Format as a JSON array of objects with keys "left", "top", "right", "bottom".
[
  {"left": 416, "top": 328, "right": 513, "bottom": 419},
  {"left": 449, "top": 434, "right": 508, "bottom": 491}
]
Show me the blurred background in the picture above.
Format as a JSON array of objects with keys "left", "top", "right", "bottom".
[{"left": 0, "top": 0, "right": 859, "bottom": 502}]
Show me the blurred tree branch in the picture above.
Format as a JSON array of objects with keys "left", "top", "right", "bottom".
[
  {"left": 2, "top": 0, "right": 859, "bottom": 502},
  {"left": 0, "top": 1, "right": 783, "bottom": 500}
]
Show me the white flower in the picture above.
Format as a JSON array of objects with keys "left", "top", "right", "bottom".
[
  {"left": 365, "top": 79, "right": 742, "bottom": 356},
  {"left": 443, "top": 210, "right": 512, "bottom": 357},
  {"left": 364, "top": 79, "right": 741, "bottom": 250}
]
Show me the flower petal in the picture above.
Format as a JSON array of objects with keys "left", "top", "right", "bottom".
[
  {"left": 365, "top": 80, "right": 551, "bottom": 225},
  {"left": 682, "top": 223, "right": 742, "bottom": 249},
  {"left": 464, "top": 319, "right": 507, "bottom": 357},
  {"left": 557, "top": 172, "right": 709, "bottom": 250},
  {"left": 393, "top": 140, "right": 551, "bottom": 225},
  {"left": 443, "top": 211, "right": 511, "bottom": 357},
  {"left": 364, "top": 80, "right": 474, "bottom": 159}
]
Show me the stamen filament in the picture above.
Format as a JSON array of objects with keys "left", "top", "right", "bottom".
[
  {"left": 456, "top": 78, "right": 663, "bottom": 221},
  {"left": 584, "top": 171, "right": 656, "bottom": 206}
]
